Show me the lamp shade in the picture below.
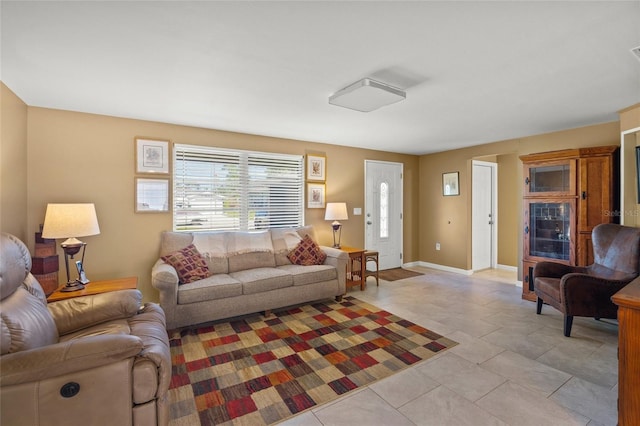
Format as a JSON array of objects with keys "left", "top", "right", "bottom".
[
  {"left": 42, "top": 203, "right": 101, "bottom": 239},
  {"left": 324, "top": 202, "right": 348, "bottom": 221}
]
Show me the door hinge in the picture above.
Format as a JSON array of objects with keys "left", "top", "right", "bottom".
[{"left": 400, "top": 252, "right": 403, "bottom": 259}]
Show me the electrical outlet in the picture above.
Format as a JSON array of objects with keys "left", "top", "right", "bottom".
[{"left": 435, "top": 242, "right": 441, "bottom": 251}]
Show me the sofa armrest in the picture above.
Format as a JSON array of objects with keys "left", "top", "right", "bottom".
[
  {"left": 151, "top": 259, "right": 179, "bottom": 328},
  {"left": 321, "top": 246, "right": 349, "bottom": 289},
  {"left": 0, "top": 334, "right": 143, "bottom": 386},
  {"left": 48, "top": 290, "right": 142, "bottom": 335},
  {"left": 151, "top": 259, "right": 179, "bottom": 292}
]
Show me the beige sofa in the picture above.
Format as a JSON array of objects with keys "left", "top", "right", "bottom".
[
  {"left": 151, "top": 226, "right": 348, "bottom": 329},
  {"left": 0, "top": 232, "right": 171, "bottom": 426}
]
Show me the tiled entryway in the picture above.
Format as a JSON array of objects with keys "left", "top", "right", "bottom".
[{"left": 279, "top": 267, "right": 618, "bottom": 426}]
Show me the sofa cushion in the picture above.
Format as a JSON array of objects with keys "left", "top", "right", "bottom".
[
  {"left": 231, "top": 268, "right": 293, "bottom": 295},
  {"left": 287, "top": 234, "right": 327, "bottom": 266},
  {"left": 178, "top": 274, "right": 243, "bottom": 304},
  {"left": 193, "top": 232, "right": 229, "bottom": 274},
  {"left": 277, "top": 264, "right": 337, "bottom": 286},
  {"left": 271, "top": 228, "right": 303, "bottom": 266},
  {"left": 161, "top": 244, "right": 210, "bottom": 284},
  {"left": 227, "top": 231, "right": 276, "bottom": 272},
  {"left": 159, "top": 231, "right": 194, "bottom": 257}
]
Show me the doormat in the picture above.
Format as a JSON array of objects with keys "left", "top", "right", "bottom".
[
  {"left": 167, "top": 296, "right": 456, "bottom": 425},
  {"left": 378, "top": 267, "right": 424, "bottom": 282}
]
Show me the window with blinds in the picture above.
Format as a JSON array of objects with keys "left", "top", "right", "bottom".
[{"left": 173, "top": 144, "right": 304, "bottom": 231}]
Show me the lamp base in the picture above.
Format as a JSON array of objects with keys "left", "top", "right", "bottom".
[{"left": 60, "top": 280, "right": 85, "bottom": 292}]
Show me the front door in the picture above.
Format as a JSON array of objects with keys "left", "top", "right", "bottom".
[{"left": 365, "top": 160, "right": 403, "bottom": 270}]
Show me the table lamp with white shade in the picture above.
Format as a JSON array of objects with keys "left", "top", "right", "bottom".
[
  {"left": 42, "top": 203, "right": 100, "bottom": 292},
  {"left": 324, "top": 202, "right": 348, "bottom": 248}
]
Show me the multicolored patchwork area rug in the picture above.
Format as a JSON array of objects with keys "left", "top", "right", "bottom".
[{"left": 168, "top": 296, "right": 457, "bottom": 425}]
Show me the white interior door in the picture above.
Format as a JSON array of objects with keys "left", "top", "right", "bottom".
[
  {"left": 472, "top": 161, "right": 497, "bottom": 271},
  {"left": 365, "top": 160, "right": 403, "bottom": 270}
]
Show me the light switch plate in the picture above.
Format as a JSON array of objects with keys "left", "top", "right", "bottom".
[{"left": 353, "top": 208, "right": 362, "bottom": 215}]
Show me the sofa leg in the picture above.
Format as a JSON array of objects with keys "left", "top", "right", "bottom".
[
  {"left": 564, "top": 316, "right": 573, "bottom": 337},
  {"left": 264, "top": 309, "right": 272, "bottom": 317},
  {"left": 335, "top": 295, "right": 343, "bottom": 302},
  {"left": 536, "top": 297, "right": 543, "bottom": 315}
]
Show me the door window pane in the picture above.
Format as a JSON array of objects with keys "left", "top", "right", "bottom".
[{"left": 380, "top": 182, "right": 389, "bottom": 238}]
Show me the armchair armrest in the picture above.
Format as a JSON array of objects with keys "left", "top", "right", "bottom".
[
  {"left": 561, "top": 273, "right": 635, "bottom": 316},
  {"left": 48, "top": 290, "right": 142, "bottom": 335},
  {"left": 0, "top": 334, "right": 143, "bottom": 386},
  {"left": 533, "top": 261, "right": 586, "bottom": 280}
]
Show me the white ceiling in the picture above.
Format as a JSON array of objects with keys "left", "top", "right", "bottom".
[{"left": 2, "top": 1, "right": 639, "bottom": 155}]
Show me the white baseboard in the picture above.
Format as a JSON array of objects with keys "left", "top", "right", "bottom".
[
  {"left": 406, "top": 261, "right": 473, "bottom": 276},
  {"left": 497, "top": 264, "right": 518, "bottom": 272}
]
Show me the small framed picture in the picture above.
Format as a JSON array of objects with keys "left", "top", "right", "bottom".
[
  {"left": 135, "top": 137, "right": 170, "bottom": 174},
  {"left": 443, "top": 172, "right": 460, "bottom": 196},
  {"left": 307, "top": 183, "right": 326, "bottom": 208},
  {"left": 306, "top": 155, "right": 326, "bottom": 181},
  {"left": 136, "top": 177, "right": 170, "bottom": 213},
  {"left": 75, "top": 260, "right": 89, "bottom": 284}
]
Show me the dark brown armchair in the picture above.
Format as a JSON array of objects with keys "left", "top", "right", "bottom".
[{"left": 533, "top": 223, "right": 640, "bottom": 337}]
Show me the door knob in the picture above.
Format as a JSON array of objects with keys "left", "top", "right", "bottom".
[{"left": 367, "top": 221, "right": 372, "bottom": 225}]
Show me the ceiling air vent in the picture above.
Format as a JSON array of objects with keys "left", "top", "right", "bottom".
[{"left": 631, "top": 46, "right": 640, "bottom": 62}]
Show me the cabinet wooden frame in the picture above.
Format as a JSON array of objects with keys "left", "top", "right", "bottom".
[{"left": 520, "top": 145, "right": 619, "bottom": 301}]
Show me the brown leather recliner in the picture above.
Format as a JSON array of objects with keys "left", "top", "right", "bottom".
[
  {"left": 0, "top": 233, "right": 171, "bottom": 425},
  {"left": 533, "top": 223, "right": 640, "bottom": 337}
]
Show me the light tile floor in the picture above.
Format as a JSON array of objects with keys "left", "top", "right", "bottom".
[{"left": 279, "top": 267, "right": 618, "bottom": 426}]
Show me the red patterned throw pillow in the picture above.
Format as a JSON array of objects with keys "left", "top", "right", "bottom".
[
  {"left": 161, "top": 244, "right": 210, "bottom": 284},
  {"left": 287, "top": 234, "right": 327, "bottom": 266}
]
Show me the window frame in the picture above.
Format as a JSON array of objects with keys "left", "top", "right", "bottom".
[{"left": 173, "top": 144, "right": 304, "bottom": 232}]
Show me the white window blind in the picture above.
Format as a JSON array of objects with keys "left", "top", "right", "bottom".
[{"left": 173, "top": 144, "right": 304, "bottom": 231}]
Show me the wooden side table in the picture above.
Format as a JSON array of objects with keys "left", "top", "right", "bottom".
[
  {"left": 339, "top": 246, "right": 366, "bottom": 291},
  {"left": 47, "top": 277, "right": 138, "bottom": 303}
]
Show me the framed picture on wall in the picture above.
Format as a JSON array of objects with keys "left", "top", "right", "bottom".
[
  {"left": 306, "top": 155, "right": 326, "bottom": 181},
  {"left": 442, "top": 171, "right": 460, "bottom": 196},
  {"left": 135, "top": 137, "right": 170, "bottom": 174},
  {"left": 135, "top": 177, "right": 170, "bottom": 212},
  {"left": 307, "top": 183, "right": 326, "bottom": 208}
]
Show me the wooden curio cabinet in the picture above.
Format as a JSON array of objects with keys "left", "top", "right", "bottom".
[{"left": 520, "top": 146, "right": 619, "bottom": 301}]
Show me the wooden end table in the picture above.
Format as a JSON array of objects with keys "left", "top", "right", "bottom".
[
  {"left": 339, "top": 246, "right": 366, "bottom": 292},
  {"left": 47, "top": 276, "right": 138, "bottom": 303}
]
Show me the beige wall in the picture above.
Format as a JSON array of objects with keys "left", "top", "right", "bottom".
[
  {"left": 418, "top": 121, "right": 620, "bottom": 273},
  {"left": 3, "top": 82, "right": 627, "bottom": 299},
  {"left": 619, "top": 104, "right": 640, "bottom": 227},
  {"left": 24, "top": 107, "right": 418, "bottom": 301},
  {"left": 1, "top": 83, "right": 28, "bottom": 240}
]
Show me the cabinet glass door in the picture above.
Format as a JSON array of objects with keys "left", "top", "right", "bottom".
[
  {"left": 527, "top": 202, "right": 572, "bottom": 261},
  {"left": 524, "top": 160, "right": 575, "bottom": 196}
]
